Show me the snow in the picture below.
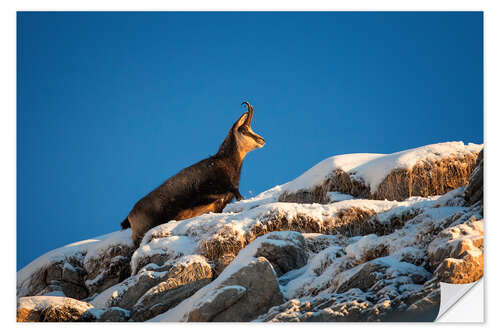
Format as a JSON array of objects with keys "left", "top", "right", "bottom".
[
  {"left": 18, "top": 296, "right": 93, "bottom": 312},
  {"left": 428, "top": 218, "right": 484, "bottom": 259},
  {"left": 327, "top": 191, "right": 355, "bottom": 202},
  {"left": 84, "top": 229, "right": 134, "bottom": 264},
  {"left": 131, "top": 235, "right": 197, "bottom": 274},
  {"left": 223, "top": 185, "right": 284, "bottom": 213},
  {"left": 199, "top": 285, "right": 247, "bottom": 306},
  {"left": 90, "top": 269, "right": 167, "bottom": 308},
  {"left": 344, "top": 234, "right": 379, "bottom": 260},
  {"left": 283, "top": 153, "right": 383, "bottom": 193}
]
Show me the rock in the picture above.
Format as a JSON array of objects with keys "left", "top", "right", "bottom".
[
  {"left": 334, "top": 260, "right": 386, "bottom": 293},
  {"left": 17, "top": 296, "right": 93, "bottom": 322},
  {"left": 188, "top": 285, "right": 247, "bottom": 321},
  {"left": 91, "top": 270, "right": 168, "bottom": 310},
  {"left": 212, "top": 254, "right": 236, "bottom": 276},
  {"left": 131, "top": 256, "right": 213, "bottom": 321},
  {"left": 434, "top": 254, "right": 483, "bottom": 284},
  {"left": 92, "top": 255, "right": 212, "bottom": 311},
  {"left": 18, "top": 259, "right": 89, "bottom": 300},
  {"left": 78, "top": 307, "right": 131, "bottom": 322},
  {"left": 303, "top": 233, "right": 348, "bottom": 255},
  {"left": 254, "top": 231, "right": 308, "bottom": 276},
  {"left": 381, "top": 278, "right": 441, "bottom": 322},
  {"left": 84, "top": 244, "right": 134, "bottom": 296},
  {"left": 465, "top": 149, "right": 483, "bottom": 206},
  {"left": 333, "top": 257, "right": 432, "bottom": 294},
  {"left": 188, "top": 257, "right": 284, "bottom": 322},
  {"left": 428, "top": 218, "right": 483, "bottom": 283}
]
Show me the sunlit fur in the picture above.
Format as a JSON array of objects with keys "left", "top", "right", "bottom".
[{"left": 121, "top": 102, "right": 265, "bottom": 246}]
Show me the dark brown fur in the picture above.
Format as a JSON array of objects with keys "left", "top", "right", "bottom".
[{"left": 122, "top": 102, "right": 265, "bottom": 246}]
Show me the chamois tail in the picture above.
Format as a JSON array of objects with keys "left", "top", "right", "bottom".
[{"left": 121, "top": 217, "right": 131, "bottom": 230}]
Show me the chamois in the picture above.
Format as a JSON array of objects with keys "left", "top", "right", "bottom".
[{"left": 121, "top": 102, "right": 265, "bottom": 246}]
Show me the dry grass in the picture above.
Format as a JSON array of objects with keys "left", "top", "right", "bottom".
[
  {"left": 198, "top": 207, "right": 377, "bottom": 274},
  {"left": 279, "top": 154, "right": 479, "bottom": 203},
  {"left": 373, "top": 155, "right": 477, "bottom": 200}
]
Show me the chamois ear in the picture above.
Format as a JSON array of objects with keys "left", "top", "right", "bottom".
[{"left": 233, "top": 112, "right": 249, "bottom": 130}]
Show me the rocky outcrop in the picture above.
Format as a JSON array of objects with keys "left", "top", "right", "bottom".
[
  {"left": 17, "top": 142, "right": 484, "bottom": 322},
  {"left": 17, "top": 296, "right": 93, "bottom": 322}
]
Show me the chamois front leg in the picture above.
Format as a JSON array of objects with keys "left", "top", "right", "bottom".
[{"left": 231, "top": 187, "right": 244, "bottom": 201}]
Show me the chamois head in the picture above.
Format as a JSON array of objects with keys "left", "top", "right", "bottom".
[
  {"left": 217, "top": 101, "right": 265, "bottom": 160},
  {"left": 233, "top": 102, "right": 265, "bottom": 158}
]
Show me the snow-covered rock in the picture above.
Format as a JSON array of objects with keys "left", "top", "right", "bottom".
[
  {"left": 254, "top": 231, "right": 307, "bottom": 277},
  {"left": 279, "top": 142, "right": 481, "bottom": 202},
  {"left": 17, "top": 230, "right": 133, "bottom": 300},
  {"left": 91, "top": 255, "right": 212, "bottom": 311},
  {"left": 428, "top": 217, "right": 483, "bottom": 284},
  {"left": 78, "top": 306, "right": 131, "bottom": 322},
  {"left": 131, "top": 255, "right": 213, "bottom": 321},
  {"left": 17, "top": 296, "right": 93, "bottom": 322},
  {"left": 84, "top": 230, "right": 135, "bottom": 295},
  {"left": 17, "top": 141, "right": 484, "bottom": 322}
]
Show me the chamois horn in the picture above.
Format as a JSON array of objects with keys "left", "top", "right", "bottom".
[{"left": 241, "top": 101, "right": 254, "bottom": 125}]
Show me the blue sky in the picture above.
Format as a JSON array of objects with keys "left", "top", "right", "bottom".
[{"left": 17, "top": 12, "right": 483, "bottom": 269}]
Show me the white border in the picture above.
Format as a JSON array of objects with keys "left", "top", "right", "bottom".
[{"left": 3, "top": 1, "right": 497, "bottom": 332}]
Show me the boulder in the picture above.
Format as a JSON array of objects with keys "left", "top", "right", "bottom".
[
  {"left": 17, "top": 296, "right": 93, "bottom": 322},
  {"left": 254, "top": 231, "right": 308, "bottom": 276},
  {"left": 187, "top": 257, "right": 284, "bottom": 322},
  {"left": 187, "top": 285, "right": 247, "bottom": 321}
]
